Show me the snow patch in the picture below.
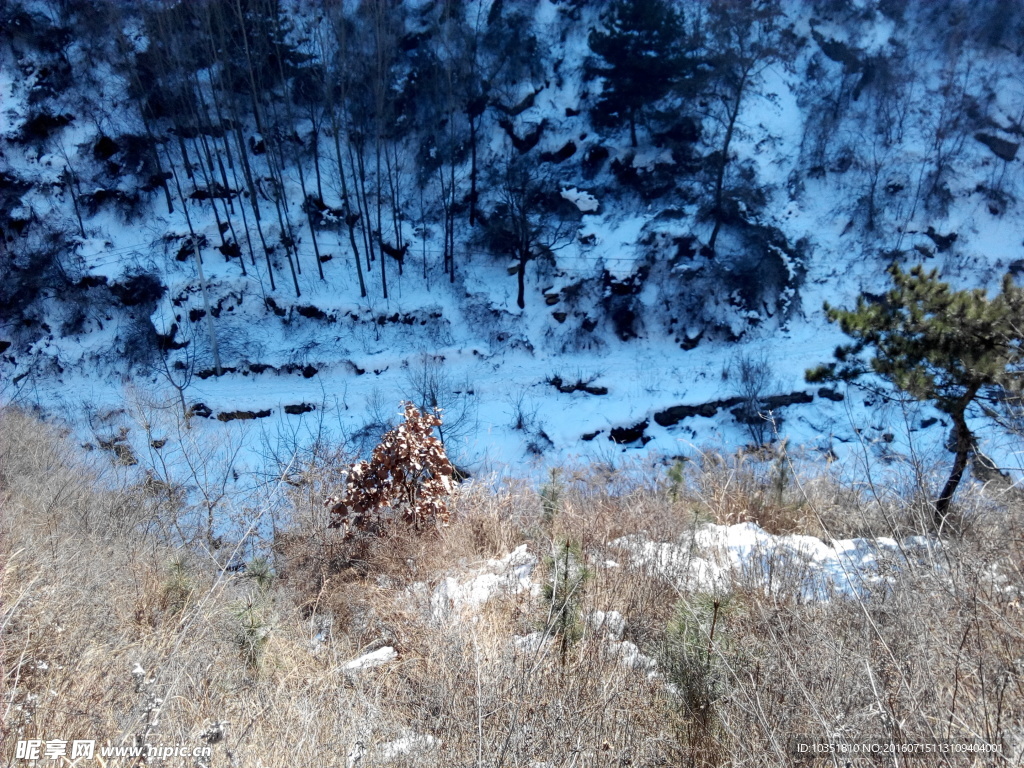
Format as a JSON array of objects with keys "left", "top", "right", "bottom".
[
  {"left": 612, "top": 522, "right": 939, "bottom": 601},
  {"left": 561, "top": 186, "right": 599, "bottom": 213},
  {"left": 588, "top": 609, "right": 625, "bottom": 641},
  {"left": 378, "top": 733, "right": 437, "bottom": 762},
  {"left": 343, "top": 646, "right": 397, "bottom": 671},
  {"left": 423, "top": 544, "right": 538, "bottom": 619}
]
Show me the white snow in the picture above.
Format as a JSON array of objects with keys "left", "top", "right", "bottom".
[
  {"left": 612, "top": 522, "right": 940, "bottom": 601},
  {"left": 423, "top": 544, "right": 538, "bottom": 620},
  {"left": 377, "top": 734, "right": 437, "bottom": 762},
  {"left": 560, "top": 186, "right": 599, "bottom": 213},
  {"left": 607, "top": 640, "right": 659, "bottom": 673},
  {"left": 343, "top": 646, "right": 398, "bottom": 671},
  {"left": 588, "top": 609, "right": 625, "bottom": 641}
]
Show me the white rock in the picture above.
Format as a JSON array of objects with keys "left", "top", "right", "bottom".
[
  {"left": 512, "top": 631, "right": 549, "bottom": 654},
  {"left": 612, "top": 523, "right": 940, "bottom": 602},
  {"left": 608, "top": 640, "right": 659, "bottom": 673}
]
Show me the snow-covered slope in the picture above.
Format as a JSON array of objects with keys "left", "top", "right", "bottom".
[{"left": 2, "top": 0, "right": 1023, "bottom": 489}]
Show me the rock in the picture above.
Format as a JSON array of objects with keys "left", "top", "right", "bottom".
[
  {"left": 609, "top": 419, "right": 649, "bottom": 445},
  {"left": 654, "top": 398, "right": 742, "bottom": 427},
  {"left": 426, "top": 545, "right": 538, "bottom": 620},
  {"left": 680, "top": 329, "right": 703, "bottom": 350},
  {"left": 296, "top": 304, "right": 330, "bottom": 321},
  {"left": 924, "top": 226, "right": 958, "bottom": 252},
  {"left": 541, "top": 140, "right": 576, "bottom": 163},
  {"left": 216, "top": 409, "right": 272, "bottom": 422},
  {"left": 589, "top": 610, "right": 625, "bottom": 641},
  {"left": 549, "top": 376, "right": 607, "bottom": 395},
  {"left": 378, "top": 734, "right": 437, "bottom": 762},
  {"left": 582, "top": 144, "right": 609, "bottom": 175},
  {"left": 190, "top": 402, "right": 213, "bottom": 419},
  {"left": 811, "top": 29, "right": 862, "bottom": 72},
  {"left": 656, "top": 392, "right": 813, "bottom": 428},
  {"left": 817, "top": 387, "right": 844, "bottom": 402},
  {"left": 975, "top": 133, "right": 1019, "bottom": 162},
  {"left": 761, "top": 391, "right": 814, "bottom": 409}
]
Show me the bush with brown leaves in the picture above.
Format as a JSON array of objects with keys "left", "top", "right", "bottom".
[{"left": 325, "top": 403, "right": 454, "bottom": 538}]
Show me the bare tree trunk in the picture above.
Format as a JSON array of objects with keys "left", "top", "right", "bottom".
[
  {"left": 272, "top": 33, "right": 325, "bottom": 282},
  {"left": 708, "top": 72, "right": 747, "bottom": 253},
  {"left": 375, "top": 141, "right": 388, "bottom": 299},
  {"left": 110, "top": 16, "right": 175, "bottom": 214},
  {"left": 233, "top": 123, "right": 276, "bottom": 291},
  {"left": 298, "top": 160, "right": 325, "bottom": 280},
  {"left": 59, "top": 158, "right": 86, "bottom": 238},
  {"left": 329, "top": 111, "right": 367, "bottom": 298},
  {"left": 261, "top": 124, "right": 301, "bottom": 296},
  {"left": 469, "top": 110, "right": 479, "bottom": 226},
  {"left": 516, "top": 253, "right": 527, "bottom": 309},
  {"left": 203, "top": 70, "right": 259, "bottom": 271},
  {"left": 312, "top": 130, "right": 324, "bottom": 201},
  {"left": 163, "top": 141, "right": 222, "bottom": 375},
  {"left": 448, "top": 158, "right": 456, "bottom": 283},
  {"left": 384, "top": 142, "right": 404, "bottom": 276},
  {"left": 177, "top": 134, "right": 194, "bottom": 180},
  {"left": 350, "top": 139, "right": 375, "bottom": 275}
]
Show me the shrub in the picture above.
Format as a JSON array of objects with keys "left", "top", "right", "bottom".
[
  {"left": 728, "top": 350, "right": 777, "bottom": 446},
  {"left": 404, "top": 354, "right": 478, "bottom": 456},
  {"left": 109, "top": 272, "right": 166, "bottom": 307},
  {"left": 16, "top": 111, "right": 73, "bottom": 143},
  {"left": 325, "top": 403, "right": 455, "bottom": 538}
]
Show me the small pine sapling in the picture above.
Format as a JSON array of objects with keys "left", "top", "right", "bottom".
[
  {"left": 541, "top": 539, "right": 590, "bottom": 666},
  {"left": 663, "top": 596, "right": 729, "bottom": 762},
  {"left": 234, "top": 595, "right": 271, "bottom": 673},
  {"left": 540, "top": 468, "right": 563, "bottom": 530},
  {"left": 665, "top": 458, "right": 689, "bottom": 503},
  {"left": 325, "top": 403, "right": 455, "bottom": 538}
]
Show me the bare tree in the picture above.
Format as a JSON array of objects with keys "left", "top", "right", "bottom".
[
  {"left": 700, "top": 0, "right": 789, "bottom": 252},
  {"left": 148, "top": 302, "right": 202, "bottom": 426},
  {"left": 404, "top": 353, "right": 477, "bottom": 458},
  {"left": 729, "top": 350, "right": 777, "bottom": 446},
  {"left": 484, "top": 159, "right": 579, "bottom": 309}
]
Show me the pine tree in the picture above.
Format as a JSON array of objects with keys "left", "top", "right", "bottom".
[
  {"left": 588, "top": 0, "right": 687, "bottom": 148},
  {"left": 808, "top": 264, "right": 1024, "bottom": 528}
]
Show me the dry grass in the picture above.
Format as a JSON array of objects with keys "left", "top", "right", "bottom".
[{"left": 3, "top": 406, "right": 1024, "bottom": 766}]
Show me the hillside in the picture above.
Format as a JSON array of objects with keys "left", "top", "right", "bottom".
[
  {"left": 3, "top": 407, "right": 1023, "bottom": 765},
  {"left": 2, "top": 0, "right": 1024, "bottom": 491},
  {"left": 5, "top": 2, "right": 1024, "bottom": 761}
]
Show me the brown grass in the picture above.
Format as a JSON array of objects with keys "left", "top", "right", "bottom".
[{"left": 3, "top": 406, "right": 1024, "bottom": 766}]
